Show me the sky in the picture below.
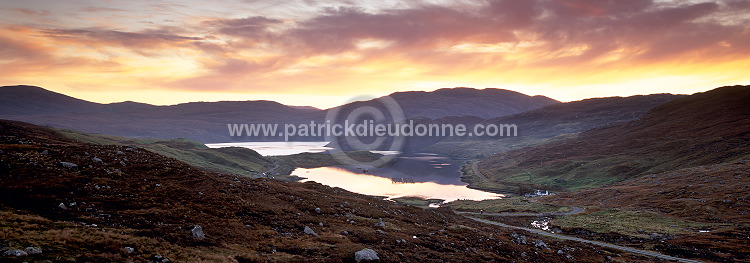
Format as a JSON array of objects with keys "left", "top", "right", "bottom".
[{"left": 1, "top": 0, "right": 749, "bottom": 108}]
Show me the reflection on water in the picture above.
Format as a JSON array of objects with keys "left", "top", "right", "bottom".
[
  {"left": 293, "top": 153, "right": 503, "bottom": 202},
  {"left": 206, "top": 141, "right": 331, "bottom": 156}
]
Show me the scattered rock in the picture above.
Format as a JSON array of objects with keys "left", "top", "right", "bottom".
[
  {"left": 40, "top": 150, "right": 49, "bottom": 155},
  {"left": 151, "top": 254, "right": 170, "bottom": 262},
  {"left": 557, "top": 249, "right": 564, "bottom": 254},
  {"left": 374, "top": 218, "right": 386, "bottom": 227},
  {"left": 59, "top": 162, "right": 78, "bottom": 169},
  {"left": 24, "top": 246, "right": 42, "bottom": 255},
  {"left": 510, "top": 233, "right": 527, "bottom": 244},
  {"left": 92, "top": 157, "right": 103, "bottom": 163},
  {"left": 116, "top": 150, "right": 125, "bottom": 155},
  {"left": 534, "top": 240, "right": 549, "bottom": 250},
  {"left": 58, "top": 203, "right": 68, "bottom": 210},
  {"left": 304, "top": 226, "right": 318, "bottom": 237},
  {"left": 191, "top": 225, "right": 205, "bottom": 240},
  {"left": 2, "top": 249, "right": 27, "bottom": 257},
  {"left": 119, "top": 160, "right": 127, "bottom": 166},
  {"left": 125, "top": 147, "right": 135, "bottom": 152},
  {"left": 315, "top": 207, "right": 321, "bottom": 214},
  {"left": 124, "top": 247, "right": 135, "bottom": 253},
  {"left": 340, "top": 230, "right": 350, "bottom": 235},
  {"left": 354, "top": 248, "right": 379, "bottom": 263}
]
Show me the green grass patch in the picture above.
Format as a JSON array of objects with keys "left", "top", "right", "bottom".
[
  {"left": 391, "top": 197, "right": 445, "bottom": 207},
  {"left": 444, "top": 196, "right": 569, "bottom": 213},
  {"left": 552, "top": 208, "right": 724, "bottom": 238}
]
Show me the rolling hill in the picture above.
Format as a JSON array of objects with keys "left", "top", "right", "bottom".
[
  {"left": 0, "top": 86, "right": 558, "bottom": 143},
  {"left": 477, "top": 85, "right": 750, "bottom": 191},
  {"left": 0, "top": 120, "right": 615, "bottom": 262}
]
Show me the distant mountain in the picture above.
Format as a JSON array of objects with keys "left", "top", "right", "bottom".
[
  {"left": 477, "top": 85, "right": 750, "bottom": 191},
  {"left": 0, "top": 85, "right": 558, "bottom": 143},
  {"left": 388, "top": 88, "right": 559, "bottom": 119},
  {"left": 418, "top": 93, "right": 684, "bottom": 158},
  {"left": 0, "top": 85, "right": 324, "bottom": 142}
]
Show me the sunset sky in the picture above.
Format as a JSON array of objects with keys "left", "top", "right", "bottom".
[{"left": 1, "top": 0, "right": 749, "bottom": 108}]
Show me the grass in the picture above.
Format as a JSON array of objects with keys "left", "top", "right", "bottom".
[
  {"left": 391, "top": 197, "right": 445, "bottom": 207},
  {"left": 55, "top": 128, "right": 300, "bottom": 180},
  {"left": 552, "top": 208, "right": 724, "bottom": 238},
  {"left": 444, "top": 196, "right": 570, "bottom": 214},
  {"left": 458, "top": 162, "right": 520, "bottom": 194}
]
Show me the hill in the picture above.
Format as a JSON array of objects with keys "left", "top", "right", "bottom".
[
  {"left": 537, "top": 161, "right": 750, "bottom": 262},
  {"left": 421, "top": 94, "right": 683, "bottom": 158},
  {"left": 0, "top": 119, "right": 626, "bottom": 262},
  {"left": 388, "top": 88, "right": 558, "bottom": 119},
  {"left": 477, "top": 85, "right": 750, "bottom": 191},
  {"left": 0, "top": 86, "right": 557, "bottom": 143}
]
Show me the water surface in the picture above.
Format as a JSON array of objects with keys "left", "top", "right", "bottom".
[
  {"left": 206, "top": 141, "right": 331, "bottom": 155},
  {"left": 293, "top": 153, "right": 502, "bottom": 202}
]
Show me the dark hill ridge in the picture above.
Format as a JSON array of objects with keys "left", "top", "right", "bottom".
[
  {"left": 419, "top": 93, "right": 684, "bottom": 158},
  {"left": 0, "top": 85, "right": 558, "bottom": 143},
  {"left": 387, "top": 87, "right": 559, "bottom": 119},
  {"left": 0, "top": 120, "right": 615, "bottom": 262},
  {"left": 477, "top": 85, "right": 750, "bottom": 191}
]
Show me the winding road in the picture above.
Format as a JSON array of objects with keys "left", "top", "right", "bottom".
[
  {"left": 457, "top": 206, "right": 585, "bottom": 217},
  {"left": 465, "top": 216, "right": 704, "bottom": 263},
  {"left": 466, "top": 161, "right": 703, "bottom": 262},
  {"left": 471, "top": 160, "right": 490, "bottom": 183}
]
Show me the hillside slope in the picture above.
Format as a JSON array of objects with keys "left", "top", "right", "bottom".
[
  {"left": 478, "top": 85, "right": 750, "bottom": 191},
  {"left": 423, "top": 94, "right": 682, "bottom": 158},
  {"left": 0, "top": 120, "right": 615, "bottom": 262}
]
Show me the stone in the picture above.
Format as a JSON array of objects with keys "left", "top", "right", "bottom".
[
  {"left": 534, "top": 240, "right": 549, "bottom": 250},
  {"left": 304, "top": 226, "right": 318, "bottom": 237},
  {"left": 315, "top": 207, "right": 321, "bottom": 213},
  {"left": 116, "top": 150, "right": 125, "bottom": 155},
  {"left": 24, "top": 246, "right": 42, "bottom": 255},
  {"left": 124, "top": 247, "right": 135, "bottom": 253},
  {"left": 40, "top": 150, "right": 49, "bottom": 155},
  {"left": 191, "top": 225, "right": 205, "bottom": 240},
  {"left": 59, "top": 162, "right": 78, "bottom": 169},
  {"left": 354, "top": 248, "right": 379, "bottom": 263},
  {"left": 374, "top": 218, "right": 386, "bottom": 227},
  {"left": 58, "top": 203, "right": 68, "bottom": 210},
  {"left": 92, "top": 157, "right": 103, "bottom": 163},
  {"left": 2, "top": 249, "right": 27, "bottom": 257}
]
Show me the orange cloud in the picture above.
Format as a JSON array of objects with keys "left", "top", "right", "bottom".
[{"left": 0, "top": 0, "right": 749, "bottom": 108}]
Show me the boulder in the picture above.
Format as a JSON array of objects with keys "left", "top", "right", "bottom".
[
  {"left": 2, "top": 249, "right": 27, "bottom": 257},
  {"left": 534, "top": 240, "right": 549, "bottom": 250},
  {"left": 124, "top": 247, "right": 135, "bottom": 253},
  {"left": 304, "top": 226, "right": 318, "bottom": 237},
  {"left": 354, "top": 248, "right": 379, "bottom": 263},
  {"left": 191, "top": 225, "right": 205, "bottom": 240},
  {"left": 59, "top": 162, "right": 78, "bottom": 169},
  {"left": 24, "top": 246, "right": 42, "bottom": 255}
]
